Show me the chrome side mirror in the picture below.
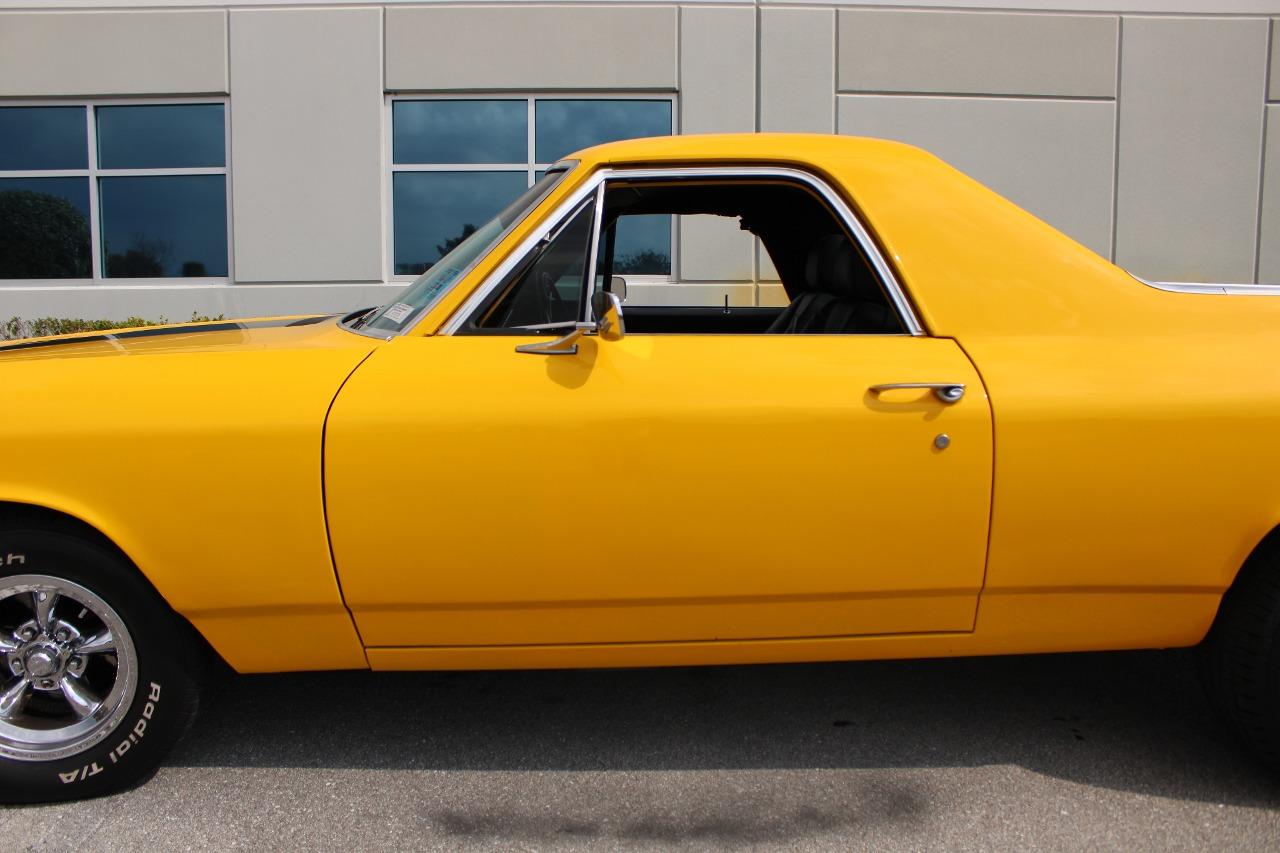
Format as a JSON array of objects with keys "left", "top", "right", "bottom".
[
  {"left": 514, "top": 290, "right": 625, "bottom": 356},
  {"left": 591, "top": 289, "right": 625, "bottom": 342}
]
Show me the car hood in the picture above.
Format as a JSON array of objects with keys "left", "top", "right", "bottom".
[{"left": 0, "top": 314, "right": 349, "bottom": 362}]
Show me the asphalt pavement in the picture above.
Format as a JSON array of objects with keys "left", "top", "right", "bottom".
[{"left": 5, "top": 649, "right": 1280, "bottom": 851}]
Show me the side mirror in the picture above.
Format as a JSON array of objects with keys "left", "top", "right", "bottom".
[
  {"left": 514, "top": 289, "right": 624, "bottom": 356},
  {"left": 591, "top": 289, "right": 626, "bottom": 342}
]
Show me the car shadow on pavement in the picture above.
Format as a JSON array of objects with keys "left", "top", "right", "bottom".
[{"left": 168, "top": 649, "right": 1280, "bottom": 808}]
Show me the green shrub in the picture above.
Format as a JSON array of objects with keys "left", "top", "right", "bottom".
[{"left": 2, "top": 313, "right": 225, "bottom": 341}]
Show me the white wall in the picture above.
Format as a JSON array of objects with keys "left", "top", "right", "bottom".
[
  {"left": 229, "top": 7, "right": 385, "bottom": 283},
  {"left": 0, "top": 1, "right": 1276, "bottom": 320}
]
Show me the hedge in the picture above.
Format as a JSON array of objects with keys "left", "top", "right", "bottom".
[{"left": 2, "top": 313, "right": 225, "bottom": 342}]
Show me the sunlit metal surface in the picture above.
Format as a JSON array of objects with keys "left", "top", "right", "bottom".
[{"left": 0, "top": 575, "right": 137, "bottom": 762}]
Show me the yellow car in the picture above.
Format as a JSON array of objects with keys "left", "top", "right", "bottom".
[{"left": 1, "top": 133, "right": 1278, "bottom": 803}]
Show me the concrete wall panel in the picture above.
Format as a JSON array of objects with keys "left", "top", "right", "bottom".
[
  {"left": 760, "top": 7, "right": 835, "bottom": 132},
  {"left": 839, "top": 95, "right": 1116, "bottom": 256},
  {"left": 0, "top": 10, "right": 227, "bottom": 96},
  {"left": 680, "top": 6, "right": 755, "bottom": 133},
  {"left": 386, "top": 5, "right": 677, "bottom": 91},
  {"left": 230, "top": 8, "right": 383, "bottom": 282},
  {"left": 679, "top": 6, "right": 756, "bottom": 284},
  {"left": 838, "top": 9, "right": 1117, "bottom": 97},
  {"left": 1114, "top": 16, "right": 1268, "bottom": 282},
  {"left": 1259, "top": 105, "right": 1280, "bottom": 283}
]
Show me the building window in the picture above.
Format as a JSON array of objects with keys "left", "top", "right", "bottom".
[
  {"left": 389, "top": 96, "right": 673, "bottom": 278},
  {"left": 0, "top": 101, "right": 228, "bottom": 281}
]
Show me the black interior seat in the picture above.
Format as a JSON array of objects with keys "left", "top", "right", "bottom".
[{"left": 766, "top": 234, "right": 899, "bottom": 334}]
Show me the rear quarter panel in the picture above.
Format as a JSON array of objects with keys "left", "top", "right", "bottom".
[
  {"left": 831, "top": 145, "right": 1280, "bottom": 648},
  {"left": 968, "top": 310, "right": 1280, "bottom": 648}
]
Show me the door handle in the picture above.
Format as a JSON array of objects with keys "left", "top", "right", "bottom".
[{"left": 870, "top": 382, "right": 966, "bottom": 404}]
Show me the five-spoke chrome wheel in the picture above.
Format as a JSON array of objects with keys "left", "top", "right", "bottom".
[{"left": 0, "top": 575, "right": 137, "bottom": 762}]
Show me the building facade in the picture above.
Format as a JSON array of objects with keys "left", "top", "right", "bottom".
[{"left": 0, "top": 0, "right": 1277, "bottom": 321}]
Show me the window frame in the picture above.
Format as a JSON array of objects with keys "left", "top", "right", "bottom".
[
  {"left": 440, "top": 166, "right": 926, "bottom": 337},
  {"left": 0, "top": 97, "right": 232, "bottom": 286},
  {"left": 462, "top": 194, "right": 600, "bottom": 334},
  {"left": 383, "top": 93, "right": 677, "bottom": 284}
]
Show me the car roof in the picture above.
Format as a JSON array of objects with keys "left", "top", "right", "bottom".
[
  {"left": 566, "top": 132, "right": 1143, "bottom": 339},
  {"left": 566, "top": 132, "right": 934, "bottom": 172}
]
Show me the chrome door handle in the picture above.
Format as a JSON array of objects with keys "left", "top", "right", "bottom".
[{"left": 870, "top": 382, "right": 966, "bottom": 404}]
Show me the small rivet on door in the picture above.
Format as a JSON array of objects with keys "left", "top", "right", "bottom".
[{"left": 934, "top": 433, "right": 951, "bottom": 450}]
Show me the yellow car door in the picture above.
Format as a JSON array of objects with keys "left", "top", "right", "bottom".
[
  {"left": 326, "top": 331, "right": 992, "bottom": 650},
  {"left": 325, "top": 164, "right": 993, "bottom": 651}
]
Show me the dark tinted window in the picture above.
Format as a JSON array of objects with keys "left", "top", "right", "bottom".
[
  {"left": 0, "top": 107, "right": 87, "bottom": 170},
  {"left": 393, "top": 171, "right": 527, "bottom": 276},
  {"left": 99, "top": 175, "right": 227, "bottom": 278},
  {"left": 388, "top": 97, "right": 672, "bottom": 287},
  {"left": 393, "top": 100, "right": 526, "bottom": 165},
  {"left": 534, "top": 100, "right": 671, "bottom": 163},
  {"left": 0, "top": 178, "right": 91, "bottom": 278},
  {"left": 0, "top": 103, "right": 227, "bottom": 281},
  {"left": 613, "top": 214, "right": 671, "bottom": 275},
  {"left": 97, "top": 104, "right": 225, "bottom": 169}
]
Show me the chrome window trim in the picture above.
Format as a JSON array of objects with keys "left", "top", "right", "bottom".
[
  {"left": 581, "top": 181, "right": 608, "bottom": 323},
  {"left": 440, "top": 166, "right": 925, "bottom": 336},
  {"left": 1130, "top": 274, "right": 1280, "bottom": 296},
  {"left": 1217, "top": 285, "right": 1280, "bottom": 295}
]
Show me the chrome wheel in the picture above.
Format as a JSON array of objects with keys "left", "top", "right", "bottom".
[{"left": 0, "top": 575, "right": 137, "bottom": 762}]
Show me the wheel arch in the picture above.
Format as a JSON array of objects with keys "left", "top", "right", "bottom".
[
  {"left": 0, "top": 498, "right": 229, "bottom": 672},
  {"left": 1227, "top": 523, "right": 1280, "bottom": 591},
  {"left": 1203, "top": 522, "right": 1280, "bottom": 639},
  {"left": 0, "top": 500, "right": 135, "bottom": 565}
]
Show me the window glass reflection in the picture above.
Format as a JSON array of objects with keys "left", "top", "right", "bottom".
[
  {"left": 0, "top": 107, "right": 87, "bottom": 171},
  {"left": 393, "top": 100, "right": 526, "bottom": 165},
  {"left": 97, "top": 105, "right": 225, "bottom": 170},
  {"left": 0, "top": 178, "right": 91, "bottom": 278},
  {"left": 534, "top": 100, "right": 671, "bottom": 163},
  {"left": 99, "top": 175, "right": 227, "bottom": 277},
  {"left": 614, "top": 214, "right": 671, "bottom": 275},
  {"left": 393, "top": 171, "right": 527, "bottom": 276}
]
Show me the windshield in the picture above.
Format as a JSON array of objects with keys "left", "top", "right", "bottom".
[{"left": 359, "top": 165, "right": 574, "bottom": 335}]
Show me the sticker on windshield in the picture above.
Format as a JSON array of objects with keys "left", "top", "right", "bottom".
[{"left": 383, "top": 302, "right": 415, "bottom": 324}]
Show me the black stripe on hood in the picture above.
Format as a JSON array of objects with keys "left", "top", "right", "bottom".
[{"left": 0, "top": 315, "right": 337, "bottom": 354}]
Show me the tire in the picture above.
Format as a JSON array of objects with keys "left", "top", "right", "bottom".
[
  {"left": 0, "top": 524, "right": 203, "bottom": 803},
  {"left": 1199, "top": 531, "right": 1280, "bottom": 772}
]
